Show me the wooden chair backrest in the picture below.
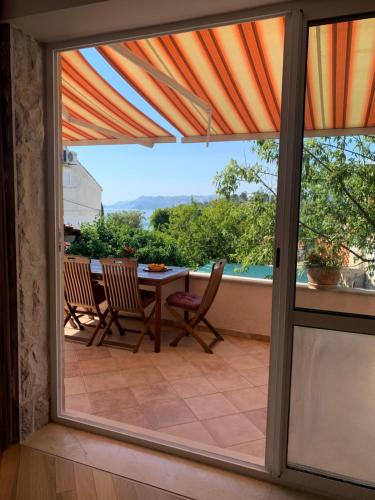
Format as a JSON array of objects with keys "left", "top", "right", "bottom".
[
  {"left": 100, "top": 258, "right": 142, "bottom": 313},
  {"left": 64, "top": 255, "right": 95, "bottom": 307},
  {"left": 198, "top": 259, "right": 226, "bottom": 316}
]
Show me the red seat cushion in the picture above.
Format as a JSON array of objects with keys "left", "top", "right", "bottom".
[{"left": 166, "top": 291, "right": 202, "bottom": 311}]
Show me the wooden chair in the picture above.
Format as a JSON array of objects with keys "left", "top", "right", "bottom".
[
  {"left": 166, "top": 259, "right": 226, "bottom": 354},
  {"left": 97, "top": 258, "right": 155, "bottom": 353},
  {"left": 64, "top": 255, "right": 110, "bottom": 346}
]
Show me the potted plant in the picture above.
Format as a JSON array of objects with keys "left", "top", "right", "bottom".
[
  {"left": 305, "top": 242, "right": 344, "bottom": 289},
  {"left": 122, "top": 246, "right": 135, "bottom": 258}
]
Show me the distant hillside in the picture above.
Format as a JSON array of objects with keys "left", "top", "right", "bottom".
[{"left": 105, "top": 195, "right": 216, "bottom": 211}]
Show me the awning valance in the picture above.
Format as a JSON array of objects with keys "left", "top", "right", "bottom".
[{"left": 61, "top": 50, "right": 175, "bottom": 147}]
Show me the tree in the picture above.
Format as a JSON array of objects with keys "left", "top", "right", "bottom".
[
  {"left": 161, "top": 199, "right": 247, "bottom": 268},
  {"left": 67, "top": 215, "right": 185, "bottom": 265},
  {"left": 214, "top": 135, "right": 375, "bottom": 269},
  {"left": 149, "top": 207, "right": 171, "bottom": 230},
  {"left": 106, "top": 210, "right": 145, "bottom": 228}
]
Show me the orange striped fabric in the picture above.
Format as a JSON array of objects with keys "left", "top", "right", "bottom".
[
  {"left": 97, "top": 17, "right": 285, "bottom": 141},
  {"left": 61, "top": 16, "right": 374, "bottom": 146},
  {"left": 61, "top": 50, "right": 175, "bottom": 146},
  {"left": 96, "top": 16, "right": 374, "bottom": 142},
  {"left": 306, "top": 18, "right": 375, "bottom": 134}
]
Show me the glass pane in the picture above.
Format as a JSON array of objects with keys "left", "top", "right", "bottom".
[
  {"left": 288, "top": 326, "right": 375, "bottom": 485},
  {"left": 60, "top": 15, "right": 287, "bottom": 469},
  {"left": 294, "top": 17, "right": 375, "bottom": 316}
]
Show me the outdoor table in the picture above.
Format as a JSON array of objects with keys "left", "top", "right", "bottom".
[{"left": 90, "top": 260, "right": 190, "bottom": 353}]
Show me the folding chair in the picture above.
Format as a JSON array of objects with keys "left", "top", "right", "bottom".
[
  {"left": 166, "top": 259, "right": 226, "bottom": 354},
  {"left": 97, "top": 258, "right": 156, "bottom": 353},
  {"left": 64, "top": 255, "right": 111, "bottom": 346},
  {"left": 64, "top": 300, "right": 83, "bottom": 330}
]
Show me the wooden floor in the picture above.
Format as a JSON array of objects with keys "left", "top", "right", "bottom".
[
  {"left": 0, "top": 445, "right": 186, "bottom": 500},
  {"left": 3, "top": 423, "right": 328, "bottom": 500}
]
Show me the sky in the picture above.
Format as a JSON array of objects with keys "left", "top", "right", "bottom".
[{"left": 68, "top": 48, "right": 257, "bottom": 205}]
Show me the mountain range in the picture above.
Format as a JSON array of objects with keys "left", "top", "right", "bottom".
[{"left": 104, "top": 195, "right": 216, "bottom": 211}]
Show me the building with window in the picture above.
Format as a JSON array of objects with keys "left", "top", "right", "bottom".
[{"left": 63, "top": 150, "right": 102, "bottom": 228}]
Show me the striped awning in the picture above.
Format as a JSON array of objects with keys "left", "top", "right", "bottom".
[
  {"left": 61, "top": 50, "right": 175, "bottom": 146},
  {"left": 96, "top": 16, "right": 374, "bottom": 142},
  {"left": 306, "top": 18, "right": 375, "bottom": 134},
  {"left": 97, "top": 17, "right": 285, "bottom": 143},
  {"left": 61, "top": 16, "right": 374, "bottom": 146}
]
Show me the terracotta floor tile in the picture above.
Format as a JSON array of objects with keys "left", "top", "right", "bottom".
[
  {"left": 139, "top": 399, "right": 196, "bottom": 430},
  {"left": 157, "top": 361, "right": 202, "bottom": 381},
  {"left": 227, "top": 438, "right": 266, "bottom": 463},
  {"left": 251, "top": 350, "right": 270, "bottom": 365},
  {"left": 65, "top": 361, "right": 81, "bottom": 378},
  {"left": 63, "top": 333, "right": 270, "bottom": 464},
  {"left": 94, "top": 406, "right": 151, "bottom": 429},
  {"left": 75, "top": 347, "right": 112, "bottom": 362},
  {"left": 64, "top": 340, "right": 80, "bottom": 351},
  {"left": 79, "top": 357, "right": 121, "bottom": 376},
  {"left": 178, "top": 347, "right": 217, "bottom": 362},
  {"left": 130, "top": 382, "right": 178, "bottom": 405},
  {"left": 245, "top": 408, "right": 268, "bottom": 435},
  {"left": 212, "top": 340, "right": 244, "bottom": 358},
  {"left": 170, "top": 376, "right": 217, "bottom": 399},
  {"left": 184, "top": 393, "right": 238, "bottom": 420},
  {"left": 65, "top": 394, "right": 93, "bottom": 414},
  {"left": 223, "top": 387, "right": 268, "bottom": 412},
  {"left": 109, "top": 349, "right": 151, "bottom": 370},
  {"left": 148, "top": 351, "right": 186, "bottom": 367},
  {"left": 88, "top": 388, "right": 138, "bottom": 413},
  {"left": 206, "top": 371, "right": 252, "bottom": 392},
  {"left": 64, "top": 350, "right": 78, "bottom": 363},
  {"left": 64, "top": 376, "right": 86, "bottom": 396},
  {"left": 83, "top": 371, "right": 128, "bottom": 393},
  {"left": 239, "top": 366, "right": 269, "bottom": 386},
  {"left": 121, "top": 367, "right": 165, "bottom": 387},
  {"left": 192, "top": 358, "right": 233, "bottom": 376},
  {"left": 259, "top": 385, "right": 268, "bottom": 396},
  {"left": 203, "top": 413, "right": 264, "bottom": 447},
  {"left": 161, "top": 421, "right": 217, "bottom": 446},
  {"left": 225, "top": 354, "right": 264, "bottom": 371}
]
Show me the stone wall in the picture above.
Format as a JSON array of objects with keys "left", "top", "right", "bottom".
[{"left": 11, "top": 27, "right": 49, "bottom": 439}]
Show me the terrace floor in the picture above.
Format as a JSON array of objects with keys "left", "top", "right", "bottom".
[{"left": 64, "top": 318, "right": 270, "bottom": 465}]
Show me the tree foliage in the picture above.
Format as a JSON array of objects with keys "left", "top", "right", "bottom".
[
  {"left": 67, "top": 215, "right": 185, "bottom": 265},
  {"left": 106, "top": 210, "right": 145, "bottom": 228},
  {"left": 67, "top": 135, "right": 374, "bottom": 273},
  {"left": 214, "top": 135, "right": 375, "bottom": 269}
]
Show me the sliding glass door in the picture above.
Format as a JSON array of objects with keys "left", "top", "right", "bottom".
[{"left": 284, "top": 13, "right": 375, "bottom": 488}]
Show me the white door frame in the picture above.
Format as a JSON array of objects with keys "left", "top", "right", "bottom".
[{"left": 45, "top": 1, "right": 375, "bottom": 498}]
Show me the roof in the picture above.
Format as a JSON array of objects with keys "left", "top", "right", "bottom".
[{"left": 60, "top": 16, "right": 375, "bottom": 146}]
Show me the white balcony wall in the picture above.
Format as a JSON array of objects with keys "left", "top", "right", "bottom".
[{"left": 155, "top": 275, "right": 375, "bottom": 339}]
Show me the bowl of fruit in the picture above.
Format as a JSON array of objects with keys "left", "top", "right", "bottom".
[{"left": 146, "top": 263, "right": 167, "bottom": 272}]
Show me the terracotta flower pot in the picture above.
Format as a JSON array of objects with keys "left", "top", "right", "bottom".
[{"left": 307, "top": 267, "right": 341, "bottom": 290}]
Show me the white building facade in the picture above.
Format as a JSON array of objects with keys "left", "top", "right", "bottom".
[{"left": 63, "top": 150, "right": 102, "bottom": 228}]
